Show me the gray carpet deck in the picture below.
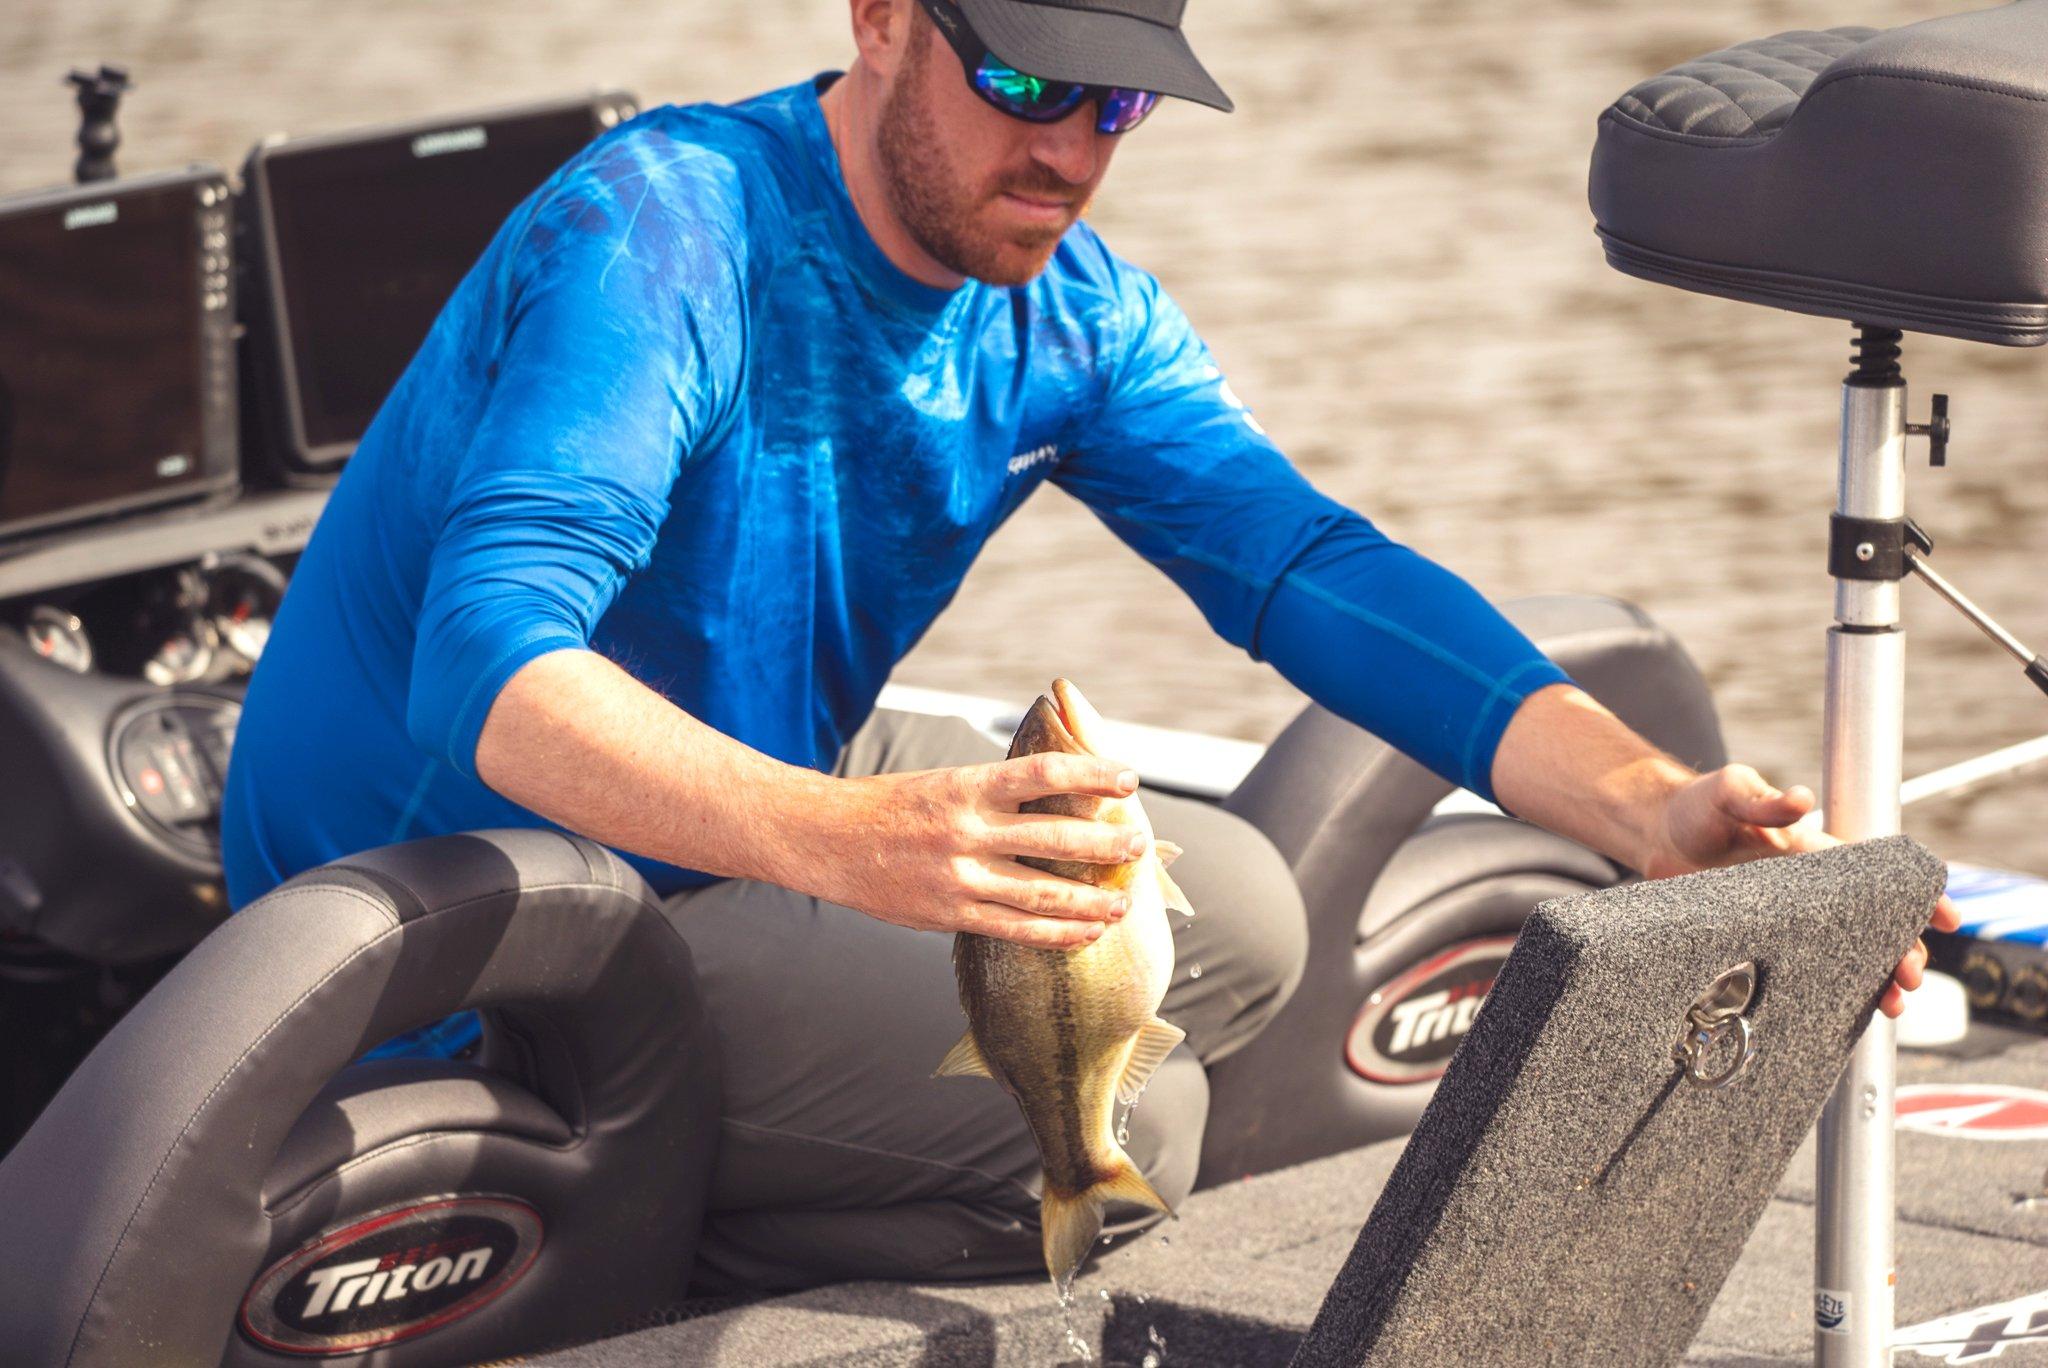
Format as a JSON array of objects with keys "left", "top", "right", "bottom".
[{"left": 528, "top": 1026, "right": 2048, "bottom": 1366}]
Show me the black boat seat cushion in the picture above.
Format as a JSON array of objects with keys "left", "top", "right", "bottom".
[
  {"left": 1612, "top": 29, "right": 1877, "bottom": 139},
  {"left": 1589, "top": 0, "right": 2048, "bottom": 346}
]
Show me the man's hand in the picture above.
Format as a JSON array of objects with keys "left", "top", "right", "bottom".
[
  {"left": 816, "top": 752, "right": 1149, "bottom": 949},
  {"left": 1637, "top": 763, "right": 1963, "bottom": 1018},
  {"left": 1492, "top": 687, "right": 1960, "bottom": 1022},
  {"left": 479, "top": 652, "right": 1143, "bottom": 949}
]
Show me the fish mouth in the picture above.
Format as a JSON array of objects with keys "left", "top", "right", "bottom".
[{"left": 1048, "top": 678, "right": 1104, "bottom": 752}]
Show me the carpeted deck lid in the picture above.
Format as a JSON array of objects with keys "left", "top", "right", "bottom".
[{"left": 1293, "top": 835, "right": 1946, "bottom": 1368}]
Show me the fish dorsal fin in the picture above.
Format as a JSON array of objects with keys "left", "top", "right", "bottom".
[
  {"left": 933, "top": 1029, "right": 994, "bottom": 1080},
  {"left": 1158, "top": 864, "right": 1194, "bottom": 917},
  {"left": 1154, "top": 839, "right": 1184, "bottom": 867},
  {"left": 1117, "top": 1017, "right": 1186, "bottom": 1105}
]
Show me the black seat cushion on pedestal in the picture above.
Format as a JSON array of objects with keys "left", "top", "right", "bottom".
[{"left": 1589, "top": 0, "right": 2048, "bottom": 346}]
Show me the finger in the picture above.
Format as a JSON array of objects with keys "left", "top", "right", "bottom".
[
  {"left": 1891, "top": 945, "right": 1926, "bottom": 994},
  {"left": 1735, "top": 822, "right": 1796, "bottom": 858},
  {"left": 960, "top": 901, "right": 1107, "bottom": 950},
  {"left": 983, "top": 753, "right": 1139, "bottom": 805},
  {"left": 1776, "top": 821, "right": 1841, "bottom": 855},
  {"left": 974, "top": 858, "right": 1130, "bottom": 923},
  {"left": 1720, "top": 765, "right": 1813, "bottom": 828},
  {"left": 1878, "top": 982, "right": 1905, "bottom": 1019},
  {"left": 1931, "top": 893, "right": 1961, "bottom": 934},
  {"left": 983, "top": 811, "right": 1147, "bottom": 865}
]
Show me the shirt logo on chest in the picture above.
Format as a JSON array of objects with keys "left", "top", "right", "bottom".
[{"left": 1007, "top": 443, "right": 1060, "bottom": 476}]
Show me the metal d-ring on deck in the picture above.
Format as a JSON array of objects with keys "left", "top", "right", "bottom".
[
  {"left": 1816, "top": 323, "right": 1913, "bottom": 1365},
  {"left": 1673, "top": 960, "right": 1760, "bottom": 1089}
]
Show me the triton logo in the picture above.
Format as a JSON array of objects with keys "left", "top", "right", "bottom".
[
  {"left": 1008, "top": 443, "right": 1059, "bottom": 476},
  {"left": 299, "top": 1239, "right": 493, "bottom": 1317},
  {"left": 240, "top": 1196, "right": 542, "bottom": 1355},
  {"left": 1385, "top": 985, "right": 1485, "bottom": 1055},
  {"left": 1346, "top": 936, "right": 1515, "bottom": 1085},
  {"left": 412, "top": 125, "right": 488, "bottom": 159},
  {"left": 63, "top": 202, "right": 118, "bottom": 230}
]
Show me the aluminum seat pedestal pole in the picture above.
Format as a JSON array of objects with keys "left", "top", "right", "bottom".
[{"left": 1815, "top": 329, "right": 1908, "bottom": 1366}]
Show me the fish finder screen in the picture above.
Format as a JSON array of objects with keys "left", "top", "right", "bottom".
[
  {"left": 0, "top": 185, "right": 205, "bottom": 529},
  {"left": 263, "top": 105, "right": 599, "bottom": 454}
]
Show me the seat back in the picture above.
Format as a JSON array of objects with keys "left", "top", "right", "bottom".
[
  {"left": 1292, "top": 836, "right": 1943, "bottom": 1366},
  {"left": 0, "top": 829, "right": 719, "bottom": 1367}
]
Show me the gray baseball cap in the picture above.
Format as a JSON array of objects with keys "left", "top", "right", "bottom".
[{"left": 956, "top": 0, "right": 1233, "bottom": 112}]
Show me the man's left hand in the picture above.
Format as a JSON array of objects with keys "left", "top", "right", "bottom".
[{"left": 1636, "top": 763, "right": 1962, "bottom": 1019}]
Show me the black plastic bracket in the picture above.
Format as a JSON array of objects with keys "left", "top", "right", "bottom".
[
  {"left": 67, "top": 64, "right": 130, "bottom": 185},
  {"left": 1830, "top": 514, "right": 1909, "bottom": 581},
  {"left": 2027, "top": 657, "right": 2048, "bottom": 701}
]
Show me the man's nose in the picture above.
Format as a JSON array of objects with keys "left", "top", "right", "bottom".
[{"left": 1028, "top": 103, "right": 1103, "bottom": 185}]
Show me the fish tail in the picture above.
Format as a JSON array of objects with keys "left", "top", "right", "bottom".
[{"left": 1040, "top": 1152, "right": 1174, "bottom": 1288}]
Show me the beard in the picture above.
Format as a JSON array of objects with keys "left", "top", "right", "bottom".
[{"left": 874, "top": 34, "right": 1087, "bottom": 286}]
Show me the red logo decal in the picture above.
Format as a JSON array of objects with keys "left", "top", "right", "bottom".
[{"left": 1895, "top": 1085, "right": 2048, "bottom": 1141}]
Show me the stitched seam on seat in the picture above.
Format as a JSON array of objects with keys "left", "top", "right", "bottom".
[
  {"left": 719, "top": 1116, "right": 1041, "bottom": 1206},
  {"left": 1598, "top": 104, "right": 1779, "bottom": 149},
  {"left": 1803, "top": 65, "right": 2048, "bottom": 110},
  {"left": 1597, "top": 228, "right": 2048, "bottom": 324},
  {"left": 1612, "top": 30, "right": 1876, "bottom": 137},
  {"left": 63, "top": 875, "right": 630, "bottom": 1365}
]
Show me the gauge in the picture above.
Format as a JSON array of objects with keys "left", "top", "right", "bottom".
[
  {"left": 22, "top": 606, "right": 93, "bottom": 674},
  {"left": 143, "top": 614, "right": 219, "bottom": 687},
  {"left": 204, "top": 555, "right": 288, "bottom": 665}
]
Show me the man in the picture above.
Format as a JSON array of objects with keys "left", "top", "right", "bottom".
[{"left": 222, "top": 0, "right": 1953, "bottom": 1291}]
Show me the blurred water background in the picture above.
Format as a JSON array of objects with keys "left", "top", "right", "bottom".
[{"left": 5, "top": 0, "right": 2045, "bottom": 874}]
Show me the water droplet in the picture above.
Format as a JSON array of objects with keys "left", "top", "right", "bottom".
[
  {"left": 1099, "top": 1289, "right": 1112, "bottom": 1302},
  {"left": 1188, "top": 963, "right": 1203, "bottom": 980},
  {"left": 1135, "top": 1292, "right": 1149, "bottom": 1305},
  {"left": 1055, "top": 1280, "right": 1095, "bottom": 1364},
  {"left": 1142, "top": 1355, "right": 1161, "bottom": 1368}
]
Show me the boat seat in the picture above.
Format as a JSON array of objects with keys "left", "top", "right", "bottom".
[{"left": 1588, "top": 0, "right": 2048, "bottom": 346}]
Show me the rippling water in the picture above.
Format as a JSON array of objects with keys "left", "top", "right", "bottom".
[{"left": 6, "top": 0, "right": 2044, "bottom": 874}]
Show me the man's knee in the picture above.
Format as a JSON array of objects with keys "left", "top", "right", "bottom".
[
  {"left": 1226, "top": 813, "right": 1309, "bottom": 1017},
  {"left": 1157, "top": 801, "right": 1309, "bottom": 1061}
]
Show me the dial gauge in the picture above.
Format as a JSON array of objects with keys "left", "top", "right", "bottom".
[
  {"left": 143, "top": 614, "right": 219, "bottom": 686},
  {"left": 205, "top": 557, "right": 287, "bottom": 664},
  {"left": 23, "top": 606, "right": 93, "bottom": 674}
]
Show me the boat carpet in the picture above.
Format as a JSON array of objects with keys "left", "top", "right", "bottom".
[{"left": 525, "top": 1035, "right": 2047, "bottom": 1366}]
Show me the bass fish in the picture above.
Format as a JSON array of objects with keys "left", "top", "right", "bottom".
[{"left": 934, "top": 678, "right": 1195, "bottom": 1288}]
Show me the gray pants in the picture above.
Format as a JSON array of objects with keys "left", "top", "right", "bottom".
[{"left": 665, "top": 708, "right": 1309, "bottom": 1293}]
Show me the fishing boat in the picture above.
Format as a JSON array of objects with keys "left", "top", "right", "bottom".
[{"left": 0, "top": 3, "right": 2045, "bottom": 1363}]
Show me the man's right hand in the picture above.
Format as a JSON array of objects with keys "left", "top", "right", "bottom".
[{"left": 819, "top": 752, "right": 1148, "bottom": 949}]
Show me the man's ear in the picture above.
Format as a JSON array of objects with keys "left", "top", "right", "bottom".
[{"left": 849, "top": 0, "right": 917, "bottom": 82}]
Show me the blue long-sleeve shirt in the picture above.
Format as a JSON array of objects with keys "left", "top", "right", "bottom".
[{"left": 221, "top": 73, "right": 1572, "bottom": 916}]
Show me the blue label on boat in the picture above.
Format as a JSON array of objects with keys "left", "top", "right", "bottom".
[{"left": 1945, "top": 864, "right": 2048, "bottom": 948}]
